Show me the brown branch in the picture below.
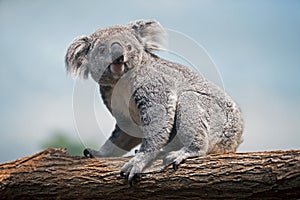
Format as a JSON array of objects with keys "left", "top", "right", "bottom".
[{"left": 0, "top": 148, "right": 299, "bottom": 199}]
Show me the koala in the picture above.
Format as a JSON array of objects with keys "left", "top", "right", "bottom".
[{"left": 65, "top": 20, "right": 243, "bottom": 185}]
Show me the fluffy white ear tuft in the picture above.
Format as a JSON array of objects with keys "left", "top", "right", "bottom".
[
  {"left": 65, "top": 35, "right": 91, "bottom": 79},
  {"left": 130, "top": 20, "right": 167, "bottom": 52}
]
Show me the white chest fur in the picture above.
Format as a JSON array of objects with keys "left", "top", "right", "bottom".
[{"left": 110, "top": 77, "right": 142, "bottom": 138}]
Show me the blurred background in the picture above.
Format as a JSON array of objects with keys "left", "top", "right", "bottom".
[{"left": 0, "top": 0, "right": 299, "bottom": 163}]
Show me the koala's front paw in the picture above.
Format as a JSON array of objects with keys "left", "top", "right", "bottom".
[{"left": 120, "top": 153, "right": 152, "bottom": 186}]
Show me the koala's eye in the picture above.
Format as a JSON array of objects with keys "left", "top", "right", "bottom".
[
  {"left": 126, "top": 44, "right": 132, "bottom": 51},
  {"left": 98, "top": 45, "right": 106, "bottom": 54}
]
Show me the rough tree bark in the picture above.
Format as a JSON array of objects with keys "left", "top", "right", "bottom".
[{"left": 0, "top": 148, "right": 299, "bottom": 199}]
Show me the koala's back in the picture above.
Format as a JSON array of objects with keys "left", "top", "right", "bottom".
[{"left": 129, "top": 54, "right": 244, "bottom": 153}]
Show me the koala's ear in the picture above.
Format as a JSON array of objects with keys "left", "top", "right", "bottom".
[
  {"left": 130, "top": 20, "right": 167, "bottom": 52},
  {"left": 65, "top": 35, "right": 91, "bottom": 79}
]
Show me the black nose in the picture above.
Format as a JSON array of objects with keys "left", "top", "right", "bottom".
[{"left": 111, "top": 42, "right": 124, "bottom": 63}]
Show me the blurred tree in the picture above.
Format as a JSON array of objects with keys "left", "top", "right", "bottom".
[{"left": 41, "top": 130, "right": 85, "bottom": 156}]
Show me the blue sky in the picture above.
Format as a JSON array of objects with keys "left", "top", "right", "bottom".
[{"left": 0, "top": 0, "right": 299, "bottom": 162}]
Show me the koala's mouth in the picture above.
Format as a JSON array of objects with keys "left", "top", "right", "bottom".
[
  {"left": 108, "top": 42, "right": 129, "bottom": 78},
  {"left": 109, "top": 55, "right": 129, "bottom": 78},
  {"left": 99, "top": 42, "right": 129, "bottom": 85},
  {"left": 112, "top": 55, "right": 125, "bottom": 65}
]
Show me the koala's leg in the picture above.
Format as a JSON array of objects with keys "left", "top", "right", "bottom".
[
  {"left": 163, "top": 91, "right": 210, "bottom": 169},
  {"left": 120, "top": 92, "right": 177, "bottom": 185},
  {"left": 84, "top": 125, "right": 142, "bottom": 158}
]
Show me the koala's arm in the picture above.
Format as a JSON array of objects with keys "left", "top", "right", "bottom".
[{"left": 120, "top": 83, "right": 177, "bottom": 182}]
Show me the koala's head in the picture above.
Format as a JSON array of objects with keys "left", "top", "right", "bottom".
[{"left": 65, "top": 20, "right": 166, "bottom": 85}]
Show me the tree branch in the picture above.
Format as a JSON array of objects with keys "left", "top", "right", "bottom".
[{"left": 0, "top": 148, "right": 299, "bottom": 199}]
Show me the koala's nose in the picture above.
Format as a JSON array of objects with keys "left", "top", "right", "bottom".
[{"left": 111, "top": 42, "right": 124, "bottom": 63}]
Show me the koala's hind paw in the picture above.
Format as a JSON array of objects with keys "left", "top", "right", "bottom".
[
  {"left": 83, "top": 148, "right": 104, "bottom": 158},
  {"left": 134, "top": 149, "right": 139, "bottom": 154},
  {"left": 163, "top": 149, "right": 197, "bottom": 170},
  {"left": 83, "top": 148, "right": 94, "bottom": 158}
]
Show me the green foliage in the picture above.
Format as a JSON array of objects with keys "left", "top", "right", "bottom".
[{"left": 41, "top": 130, "right": 84, "bottom": 156}]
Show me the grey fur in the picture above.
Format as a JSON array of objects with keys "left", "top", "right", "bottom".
[{"left": 65, "top": 19, "right": 243, "bottom": 184}]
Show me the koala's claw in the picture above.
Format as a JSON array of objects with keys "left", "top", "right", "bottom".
[
  {"left": 120, "top": 171, "right": 140, "bottom": 186},
  {"left": 163, "top": 149, "right": 189, "bottom": 169},
  {"left": 128, "top": 173, "right": 141, "bottom": 187},
  {"left": 83, "top": 148, "right": 94, "bottom": 158},
  {"left": 172, "top": 162, "right": 179, "bottom": 171}
]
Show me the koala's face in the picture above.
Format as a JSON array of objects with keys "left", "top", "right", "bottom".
[
  {"left": 87, "top": 26, "right": 144, "bottom": 85},
  {"left": 65, "top": 20, "right": 166, "bottom": 86}
]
